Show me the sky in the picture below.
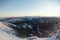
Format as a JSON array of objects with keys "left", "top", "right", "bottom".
[{"left": 0, "top": 0, "right": 60, "bottom": 17}]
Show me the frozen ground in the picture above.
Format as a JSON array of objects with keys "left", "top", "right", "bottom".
[{"left": 0, "top": 22, "right": 48, "bottom": 40}]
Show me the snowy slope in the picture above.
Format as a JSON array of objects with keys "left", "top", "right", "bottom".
[
  {"left": 0, "top": 22, "right": 48, "bottom": 40},
  {"left": 0, "top": 17, "right": 60, "bottom": 40},
  {"left": 1, "top": 17, "right": 60, "bottom": 38}
]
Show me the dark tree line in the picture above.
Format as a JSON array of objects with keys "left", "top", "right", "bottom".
[{"left": 2, "top": 17, "right": 60, "bottom": 38}]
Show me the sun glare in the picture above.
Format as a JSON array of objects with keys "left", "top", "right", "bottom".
[{"left": 38, "top": 1, "right": 60, "bottom": 17}]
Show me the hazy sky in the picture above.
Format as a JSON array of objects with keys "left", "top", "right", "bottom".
[{"left": 0, "top": 0, "right": 60, "bottom": 17}]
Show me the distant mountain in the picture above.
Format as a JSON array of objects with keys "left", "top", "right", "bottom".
[{"left": 0, "top": 17, "right": 60, "bottom": 38}]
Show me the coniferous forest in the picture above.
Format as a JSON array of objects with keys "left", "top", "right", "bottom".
[{"left": 1, "top": 17, "right": 60, "bottom": 38}]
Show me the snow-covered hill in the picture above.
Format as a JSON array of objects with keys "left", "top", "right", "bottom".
[
  {"left": 0, "top": 17, "right": 60, "bottom": 40},
  {"left": 1, "top": 17, "right": 60, "bottom": 38},
  {"left": 0, "top": 22, "right": 48, "bottom": 40}
]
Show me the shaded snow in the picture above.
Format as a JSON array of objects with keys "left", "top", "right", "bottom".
[
  {"left": 0, "top": 30, "right": 48, "bottom": 40},
  {"left": 0, "top": 22, "right": 26, "bottom": 40}
]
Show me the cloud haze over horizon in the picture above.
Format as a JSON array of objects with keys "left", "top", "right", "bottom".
[{"left": 0, "top": 0, "right": 60, "bottom": 17}]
